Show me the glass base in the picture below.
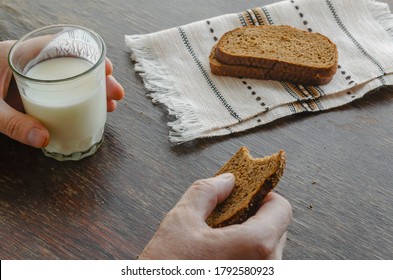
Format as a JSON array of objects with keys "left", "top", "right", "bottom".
[{"left": 42, "top": 138, "right": 103, "bottom": 161}]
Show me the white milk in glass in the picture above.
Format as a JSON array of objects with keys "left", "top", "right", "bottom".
[{"left": 21, "top": 57, "right": 106, "bottom": 156}]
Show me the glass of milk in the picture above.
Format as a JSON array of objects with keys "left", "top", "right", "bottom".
[{"left": 8, "top": 25, "right": 107, "bottom": 161}]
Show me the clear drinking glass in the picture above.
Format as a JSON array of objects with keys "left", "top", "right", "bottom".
[{"left": 8, "top": 25, "right": 107, "bottom": 161}]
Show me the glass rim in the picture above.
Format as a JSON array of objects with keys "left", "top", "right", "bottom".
[{"left": 8, "top": 24, "right": 106, "bottom": 84}]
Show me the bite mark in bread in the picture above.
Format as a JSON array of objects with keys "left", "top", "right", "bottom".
[{"left": 206, "top": 147, "right": 286, "bottom": 228}]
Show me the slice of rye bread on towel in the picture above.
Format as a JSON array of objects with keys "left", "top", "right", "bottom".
[
  {"left": 211, "top": 25, "right": 338, "bottom": 85},
  {"left": 210, "top": 44, "right": 334, "bottom": 85},
  {"left": 206, "top": 147, "right": 286, "bottom": 228}
]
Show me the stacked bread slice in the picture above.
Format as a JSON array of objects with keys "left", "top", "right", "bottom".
[{"left": 210, "top": 25, "right": 338, "bottom": 85}]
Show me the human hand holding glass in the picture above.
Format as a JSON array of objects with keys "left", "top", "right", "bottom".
[{"left": 0, "top": 32, "right": 124, "bottom": 154}]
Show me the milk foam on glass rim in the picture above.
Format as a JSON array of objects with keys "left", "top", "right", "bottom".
[{"left": 8, "top": 25, "right": 107, "bottom": 161}]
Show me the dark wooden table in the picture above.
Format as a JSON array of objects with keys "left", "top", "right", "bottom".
[{"left": 1, "top": 0, "right": 393, "bottom": 260}]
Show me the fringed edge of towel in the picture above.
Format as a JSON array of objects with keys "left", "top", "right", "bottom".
[
  {"left": 369, "top": 0, "right": 393, "bottom": 38},
  {"left": 125, "top": 35, "right": 210, "bottom": 144}
]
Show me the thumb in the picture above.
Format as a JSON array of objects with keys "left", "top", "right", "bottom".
[
  {"left": 0, "top": 99, "right": 49, "bottom": 148},
  {"left": 178, "top": 173, "right": 235, "bottom": 220}
]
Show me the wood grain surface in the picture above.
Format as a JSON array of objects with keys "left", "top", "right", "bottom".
[{"left": 1, "top": 0, "right": 393, "bottom": 260}]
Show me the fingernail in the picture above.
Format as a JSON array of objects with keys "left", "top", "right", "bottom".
[
  {"left": 217, "top": 173, "right": 234, "bottom": 181},
  {"left": 27, "top": 128, "right": 48, "bottom": 148}
]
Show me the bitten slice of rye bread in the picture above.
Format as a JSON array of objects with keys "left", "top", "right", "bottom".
[
  {"left": 212, "top": 25, "right": 338, "bottom": 85},
  {"left": 206, "top": 147, "right": 286, "bottom": 228}
]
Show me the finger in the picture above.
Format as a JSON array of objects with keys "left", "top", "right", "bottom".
[
  {"left": 178, "top": 173, "right": 235, "bottom": 219},
  {"left": 266, "top": 231, "right": 288, "bottom": 260},
  {"left": 106, "top": 75, "right": 124, "bottom": 101},
  {"left": 104, "top": 58, "right": 124, "bottom": 113},
  {"left": 215, "top": 193, "right": 291, "bottom": 259},
  {"left": 106, "top": 75, "right": 124, "bottom": 112},
  {"left": 243, "top": 192, "right": 292, "bottom": 252},
  {"left": 0, "top": 99, "right": 49, "bottom": 148},
  {"left": 244, "top": 192, "right": 292, "bottom": 243},
  {"left": 106, "top": 99, "right": 117, "bottom": 112},
  {"left": 105, "top": 57, "right": 113, "bottom": 76}
]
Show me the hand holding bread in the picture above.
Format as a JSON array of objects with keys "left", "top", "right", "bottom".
[{"left": 139, "top": 147, "right": 292, "bottom": 259}]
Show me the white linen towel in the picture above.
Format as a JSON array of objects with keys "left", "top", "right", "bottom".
[{"left": 126, "top": 0, "right": 393, "bottom": 143}]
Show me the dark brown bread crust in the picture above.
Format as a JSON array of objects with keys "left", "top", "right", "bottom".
[{"left": 206, "top": 147, "right": 286, "bottom": 228}]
